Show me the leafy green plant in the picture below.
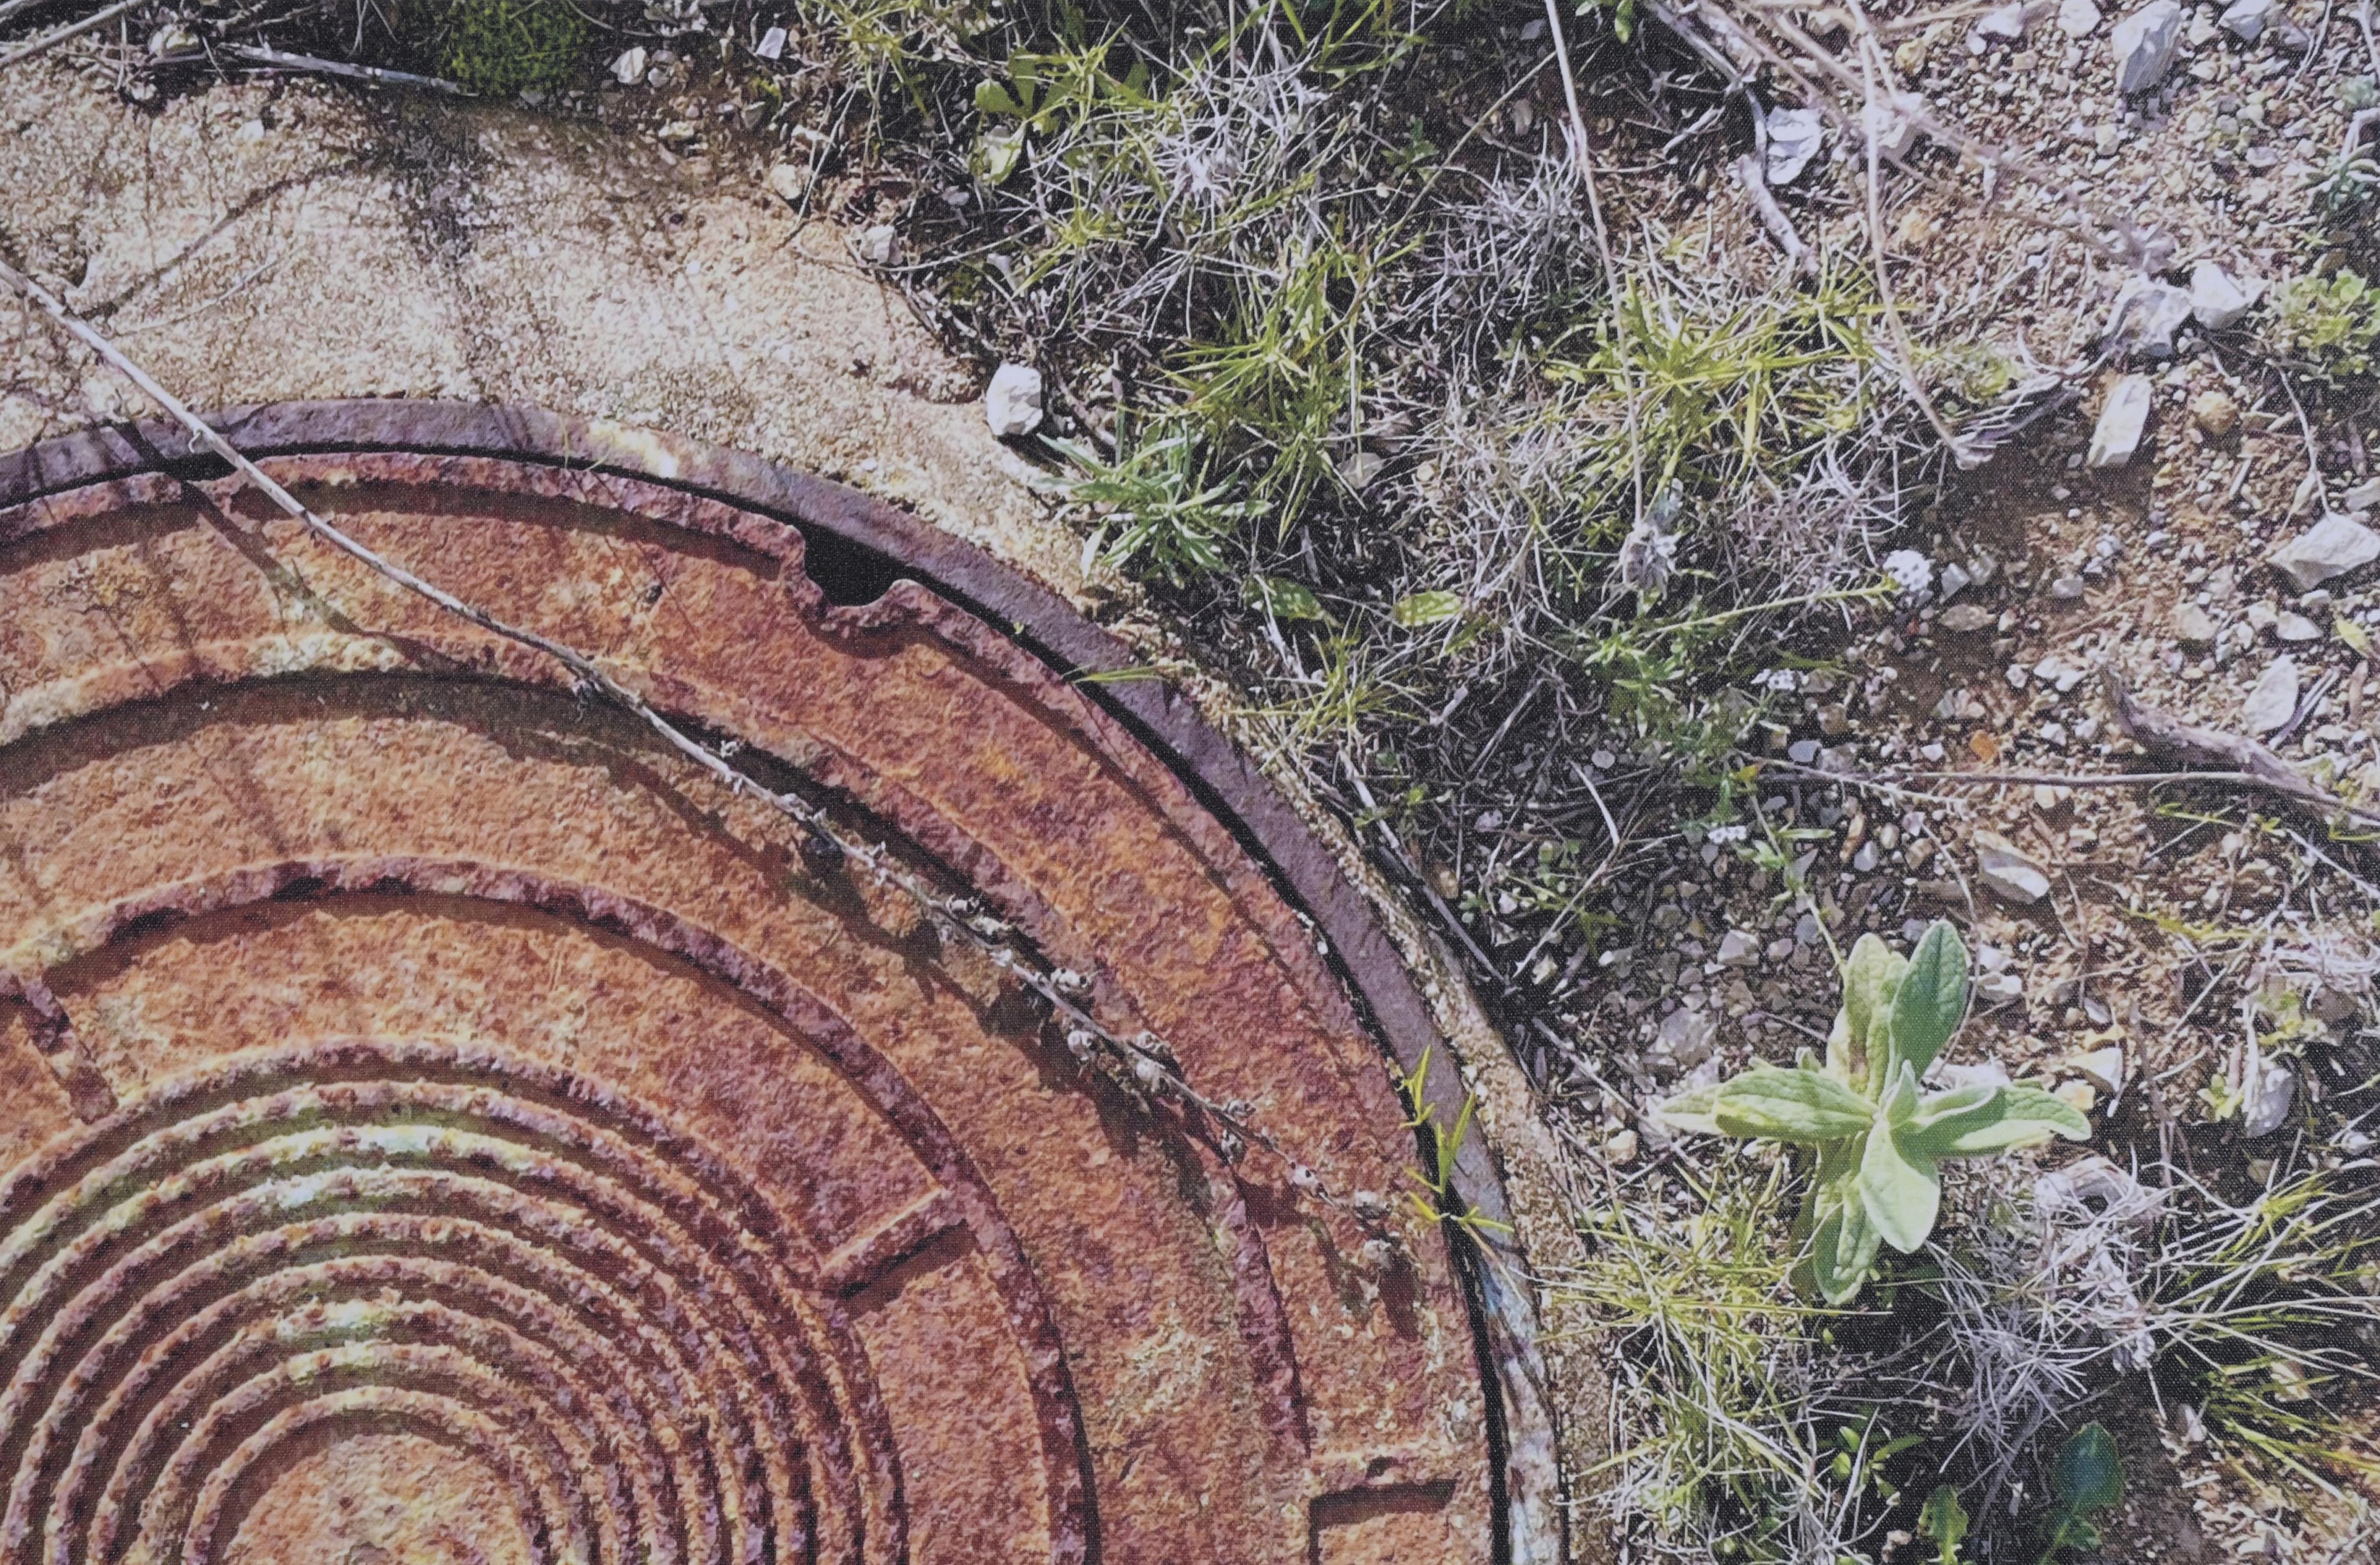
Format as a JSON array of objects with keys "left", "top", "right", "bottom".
[
  {"left": 1919, "top": 1483, "right": 1970, "bottom": 1565},
  {"left": 1046, "top": 427, "right": 1254, "bottom": 584},
  {"left": 1828, "top": 1410, "right": 1923, "bottom": 1501},
  {"left": 2270, "top": 270, "right": 2380, "bottom": 381},
  {"left": 1659, "top": 922, "right": 2092, "bottom": 1303},
  {"left": 2036, "top": 1422, "right": 2123, "bottom": 1564},
  {"left": 1391, "top": 1045, "right": 1509, "bottom": 1237},
  {"left": 429, "top": 0, "right": 589, "bottom": 94}
]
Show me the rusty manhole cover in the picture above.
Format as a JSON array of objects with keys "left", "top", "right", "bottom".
[{"left": 0, "top": 403, "right": 1557, "bottom": 1565}]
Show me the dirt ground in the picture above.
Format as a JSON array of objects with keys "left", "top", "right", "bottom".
[
  {"left": 1524, "top": 0, "right": 2380, "bottom": 1550},
  {"left": 0, "top": 67, "right": 1078, "bottom": 590}
]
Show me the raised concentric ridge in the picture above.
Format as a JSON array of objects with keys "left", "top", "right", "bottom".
[{"left": 0, "top": 1039, "right": 899, "bottom": 1565}]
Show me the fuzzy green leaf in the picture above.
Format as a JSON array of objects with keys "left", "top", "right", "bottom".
[
  {"left": 1711, "top": 1067, "right": 1875, "bottom": 1143},
  {"left": 1251, "top": 575, "right": 1326, "bottom": 621},
  {"left": 1803, "top": 1168, "right": 1881, "bottom": 1304},
  {"left": 1653, "top": 1082, "right": 1722, "bottom": 1136},
  {"left": 1919, "top": 1484, "right": 1969, "bottom": 1565},
  {"left": 1391, "top": 590, "right": 1464, "bottom": 627},
  {"left": 1909, "top": 1084, "right": 2091, "bottom": 1157},
  {"left": 1859, "top": 1073, "right": 1941, "bottom": 1254},
  {"left": 2052, "top": 1422, "right": 2124, "bottom": 1514},
  {"left": 1824, "top": 1005, "right": 1857, "bottom": 1085},
  {"left": 1889, "top": 921, "right": 1968, "bottom": 1077},
  {"left": 974, "top": 79, "right": 1022, "bottom": 116},
  {"left": 1841, "top": 935, "right": 1906, "bottom": 1091}
]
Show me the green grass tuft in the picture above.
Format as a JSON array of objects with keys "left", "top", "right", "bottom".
[{"left": 432, "top": 0, "right": 592, "bottom": 94}]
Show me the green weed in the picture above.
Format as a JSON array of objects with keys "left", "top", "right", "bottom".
[
  {"left": 2270, "top": 270, "right": 2380, "bottom": 381},
  {"left": 428, "top": 0, "right": 590, "bottom": 93},
  {"left": 1046, "top": 427, "right": 1254, "bottom": 583}
]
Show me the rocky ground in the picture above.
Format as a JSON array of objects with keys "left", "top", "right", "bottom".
[{"left": 1527, "top": 0, "right": 2380, "bottom": 1545}]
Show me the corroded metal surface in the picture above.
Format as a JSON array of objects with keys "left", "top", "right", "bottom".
[{"left": 0, "top": 414, "right": 1554, "bottom": 1564}]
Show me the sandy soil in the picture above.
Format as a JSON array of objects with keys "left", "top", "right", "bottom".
[{"left": 0, "top": 67, "right": 1081, "bottom": 594}]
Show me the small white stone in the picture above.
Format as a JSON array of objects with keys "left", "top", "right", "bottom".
[
  {"left": 1862, "top": 91, "right": 1927, "bottom": 158},
  {"left": 1936, "top": 1058, "right": 2014, "bottom": 1091},
  {"left": 2068, "top": 1045, "right": 2126, "bottom": 1095},
  {"left": 2059, "top": 0, "right": 2104, "bottom": 33},
  {"left": 2190, "top": 260, "right": 2259, "bottom": 330},
  {"left": 2275, "top": 611, "right": 2321, "bottom": 642},
  {"left": 2243, "top": 656, "right": 2300, "bottom": 733},
  {"left": 1975, "top": 970, "right": 2027, "bottom": 1004},
  {"left": 2269, "top": 512, "right": 2380, "bottom": 591},
  {"left": 1940, "top": 604, "right": 1995, "bottom": 632},
  {"left": 1650, "top": 1006, "right": 1717, "bottom": 1072},
  {"left": 1717, "top": 930, "right": 1760, "bottom": 966},
  {"left": 1975, "top": 830, "right": 2053, "bottom": 904},
  {"left": 755, "top": 24, "right": 788, "bottom": 59},
  {"left": 1970, "top": 0, "right": 2029, "bottom": 46},
  {"left": 765, "top": 163, "right": 810, "bottom": 203},
  {"left": 1764, "top": 106, "right": 1825, "bottom": 184},
  {"left": 2054, "top": 1079, "right": 2100, "bottom": 1116},
  {"left": 2241, "top": 1049, "right": 2296, "bottom": 1136},
  {"left": 2219, "top": 0, "right": 2272, "bottom": 40},
  {"left": 2104, "top": 278, "right": 2194, "bottom": 357},
  {"left": 855, "top": 224, "right": 900, "bottom": 266},
  {"left": 984, "top": 363, "right": 1046, "bottom": 438},
  {"left": 611, "top": 46, "right": 649, "bottom": 85},
  {"left": 2087, "top": 375, "right": 2154, "bottom": 468},
  {"left": 2111, "top": 1, "right": 2185, "bottom": 93},
  {"left": 1604, "top": 1128, "right": 1641, "bottom": 1166}
]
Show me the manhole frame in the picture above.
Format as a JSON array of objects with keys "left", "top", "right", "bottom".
[{"left": 0, "top": 399, "right": 1566, "bottom": 1565}]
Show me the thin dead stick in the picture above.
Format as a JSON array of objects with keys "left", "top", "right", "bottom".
[
  {"left": 1733, "top": 152, "right": 1816, "bottom": 276},
  {"left": 1540, "top": 0, "right": 1617, "bottom": 279},
  {"left": 2102, "top": 669, "right": 2380, "bottom": 828},
  {"left": 1765, "top": 676, "right": 2380, "bottom": 830},
  {"left": 0, "top": 256, "right": 1389, "bottom": 1228},
  {"left": 1765, "top": 763, "right": 2380, "bottom": 837},
  {"left": 1760, "top": 757, "right": 2342, "bottom": 793},
  {"left": 1854, "top": 41, "right": 1968, "bottom": 461},
  {"left": 0, "top": 0, "right": 141, "bottom": 69},
  {"left": 219, "top": 44, "right": 472, "bottom": 94},
  {"left": 149, "top": 43, "right": 466, "bottom": 96}
]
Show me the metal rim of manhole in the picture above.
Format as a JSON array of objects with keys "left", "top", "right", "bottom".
[{"left": 0, "top": 401, "right": 1561, "bottom": 1565}]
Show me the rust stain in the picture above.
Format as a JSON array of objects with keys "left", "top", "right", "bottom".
[{"left": 0, "top": 432, "right": 1510, "bottom": 1564}]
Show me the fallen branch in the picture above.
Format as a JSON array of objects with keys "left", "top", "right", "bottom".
[
  {"left": 0, "top": 0, "right": 142, "bottom": 69},
  {"left": 1733, "top": 153, "right": 1816, "bottom": 277},
  {"left": 217, "top": 43, "right": 471, "bottom": 94},
  {"left": 0, "top": 255, "right": 1391, "bottom": 1232},
  {"left": 1757, "top": 715, "right": 2380, "bottom": 832},
  {"left": 2102, "top": 669, "right": 2380, "bottom": 829}
]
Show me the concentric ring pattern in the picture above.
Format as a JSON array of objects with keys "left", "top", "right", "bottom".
[
  {"left": 0, "top": 410, "right": 1532, "bottom": 1565},
  {"left": 0, "top": 1040, "right": 884, "bottom": 1565}
]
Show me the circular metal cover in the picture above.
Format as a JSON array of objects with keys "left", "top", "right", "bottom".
[{"left": 0, "top": 405, "right": 1558, "bottom": 1565}]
